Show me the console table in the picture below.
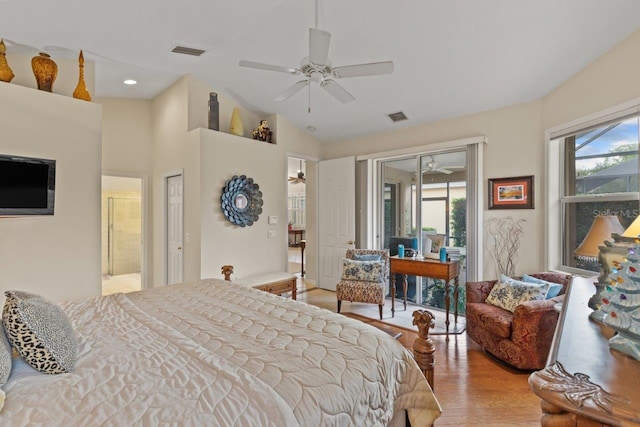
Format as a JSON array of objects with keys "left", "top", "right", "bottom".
[
  {"left": 389, "top": 256, "right": 460, "bottom": 331},
  {"left": 288, "top": 229, "right": 305, "bottom": 247},
  {"left": 529, "top": 276, "right": 640, "bottom": 426}
]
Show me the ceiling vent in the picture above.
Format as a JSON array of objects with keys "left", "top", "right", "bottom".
[
  {"left": 171, "top": 45, "right": 206, "bottom": 57},
  {"left": 387, "top": 111, "right": 408, "bottom": 123}
]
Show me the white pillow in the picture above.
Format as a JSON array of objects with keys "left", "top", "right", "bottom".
[{"left": 486, "top": 276, "right": 549, "bottom": 312}]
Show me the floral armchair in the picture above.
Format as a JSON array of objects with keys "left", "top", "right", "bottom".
[
  {"left": 336, "top": 249, "right": 390, "bottom": 320},
  {"left": 465, "top": 272, "right": 572, "bottom": 370}
]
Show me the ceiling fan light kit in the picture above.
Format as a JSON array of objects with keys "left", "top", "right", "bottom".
[
  {"left": 289, "top": 160, "right": 306, "bottom": 184},
  {"left": 239, "top": 1, "right": 393, "bottom": 108}
]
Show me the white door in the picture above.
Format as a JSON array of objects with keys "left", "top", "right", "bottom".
[
  {"left": 318, "top": 157, "right": 356, "bottom": 290},
  {"left": 167, "top": 174, "right": 183, "bottom": 284}
]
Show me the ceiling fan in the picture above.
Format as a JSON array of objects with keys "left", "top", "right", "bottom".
[
  {"left": 288, "top": 161, "right": 306, "bottom": 184},
  {"left": 239, "top": 0, "right": 393, "bottom": 106},
  {"left": 424, "top": 156, "right": 464, "bottom": 175}
]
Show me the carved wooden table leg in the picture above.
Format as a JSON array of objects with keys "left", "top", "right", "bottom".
[
  {"left": 221, "top": 265, "right": 234, "bottom": 281},
  {"left": 444, "top": 279, "right": 451, "bottom": 336},
  {"left": 403, "top": 274, "right": 408, "bottom": 311},
  {"left": 453, "top": 276, "right": 460, "bottom": 325},
  {"left": 412, "top": 309, "right": 436, "bottom": 391},
  {"left": 300, "top": 240, "right": 306, "bottom": 277},
  {"left": 391, "top": 274, "right": 396, "bottom": 318}
]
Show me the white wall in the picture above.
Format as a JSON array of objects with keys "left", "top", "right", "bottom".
[
  {"left": 198, "top": 129, "right": 287, "bottom": 279},
  {"left": 99, "top": 98, "right": 153, "bottom": 176},
  {"left": 323, "top": 101, "right": 543, "bottom": 278},
  {"left": 542, "top": 27, "right": 640, "bottom": 129},
  {"left": 144, "top": 75, "right": 323, "bottom": 285},
  {"left": 0, "top": 83, "right": 102, "bottom": 304}
]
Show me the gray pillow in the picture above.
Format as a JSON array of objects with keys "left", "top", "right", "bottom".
[
  {"left": 0, "top": 326, "right": 11, "bottom": 388},
  {"left": 2, "top": 291, "right": 77, "bottom": 374},
  {"left": 0, "top": 326, "right": 11, "bottom": 411}
]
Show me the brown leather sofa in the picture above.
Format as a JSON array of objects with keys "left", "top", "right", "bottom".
[{"left": 465, "top": 272, "right": 572, "bottom": 370}]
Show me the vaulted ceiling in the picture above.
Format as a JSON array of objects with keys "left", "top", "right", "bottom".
[{"left": 3, "top": 0, "right": 640, "bottom": 142}]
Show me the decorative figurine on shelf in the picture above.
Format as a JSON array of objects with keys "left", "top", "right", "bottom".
[
  {"left": 597, "top": 241, "right": 640, "bottom": 360},
  {"left": 0, "top": 39, "right": 15, "bottom": 83},
  {"left": 252, "top": 119, "right": 273, "bottom": 143}
]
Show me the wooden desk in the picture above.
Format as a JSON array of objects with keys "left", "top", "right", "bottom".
[
  {"left": 389, "top": 256, "right": 460, "bottom": 331},
  {"left": 529, "top": 276, "right": 640, "bottom": 426},
  {"left": 288, "top": 229, "right": 305, "bottom": 247}
]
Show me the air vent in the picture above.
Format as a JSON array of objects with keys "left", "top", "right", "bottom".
[
  {"left": 387, "top": 111, "right": 408, "bottom": 122},
  {"left": 171, "top": 45, "right": 206, "bottom": 57}
]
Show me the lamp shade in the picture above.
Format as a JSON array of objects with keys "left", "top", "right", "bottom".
[
  {"left": 574, "top": 215, "right": 624, "bottom": 259},
  {"left": 622, "top": 215, "right": 640, "bottom": 238}
]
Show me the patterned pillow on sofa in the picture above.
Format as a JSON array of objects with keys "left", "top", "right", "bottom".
[
  {"left": 486, "top": 277, "right": 549, "bottom": 312},
  {"left": 341, "top": 259, "right": 385, "bottom": 282},
  {"left": 522, "top": 274, "right": 564, "bottom": 299},
  {"left": 2, "top": 291, "right": 77, "bottom": 374}
]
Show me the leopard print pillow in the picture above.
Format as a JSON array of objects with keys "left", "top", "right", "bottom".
[{"left": 2, "top": 291, "right": 77, "bottom": 374}]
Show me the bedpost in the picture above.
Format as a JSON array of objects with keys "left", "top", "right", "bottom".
[
  {"left": 412, "top": 309, "right": 436, "bottom": 391},
  {"left": 221, "top": 265, "right": 234, "bottom": 281}
]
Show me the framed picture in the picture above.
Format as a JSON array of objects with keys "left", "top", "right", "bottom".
[
  {"left": 429, "top": 234, "right": 446, "bottom": 253},
  {"left": 488, "top": 175, "right": 534, "bottom": 209}
]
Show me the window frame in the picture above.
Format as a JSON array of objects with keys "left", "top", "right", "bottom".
[{"left": 546, "top": 101, "right": 640, "bottom": 274}]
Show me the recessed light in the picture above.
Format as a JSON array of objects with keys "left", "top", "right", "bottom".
[
  {"left": 123, "top": 79, "right": 137, "bottom": 85},
  {"left": 306, "top": 125, "right": 316, "bottom": 132}
]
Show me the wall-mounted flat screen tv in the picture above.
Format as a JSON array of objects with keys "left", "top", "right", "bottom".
[{"left": 0, "top": 154, "right": 56, "bottom": 216}]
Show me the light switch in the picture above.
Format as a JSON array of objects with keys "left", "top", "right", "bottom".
[
  {"left": 268, "top": 215, "right": 278, "bottom": 224},
  {"left": 268, "top": 230, "right": 277, "bottom": 238}
]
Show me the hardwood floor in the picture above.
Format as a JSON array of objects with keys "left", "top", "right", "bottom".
[
  {"left": 431, "top": 334, "right": 541, "bottom": 426},
  {"left": 302, "top": 286, "right": 542, "bottom": 426}
]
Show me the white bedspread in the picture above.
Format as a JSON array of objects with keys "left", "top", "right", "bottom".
[{"left": 1, "top": 279, "right": 441, "bottom": 426}]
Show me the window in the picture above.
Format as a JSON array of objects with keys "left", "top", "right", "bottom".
[{"left": 556, "top": 115, "right": 639, "bottom": 273}]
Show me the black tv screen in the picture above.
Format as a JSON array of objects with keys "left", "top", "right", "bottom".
[{"left": 0, "top": 155, "right": 56, "bottom": 216}]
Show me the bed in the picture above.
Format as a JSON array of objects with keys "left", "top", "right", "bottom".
[{"left": 0, "top": 278, "right": 441, "bottom": 426}]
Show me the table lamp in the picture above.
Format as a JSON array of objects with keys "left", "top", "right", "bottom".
[{"left": 573, "top": 215, "right": 624, "bottom": 271}]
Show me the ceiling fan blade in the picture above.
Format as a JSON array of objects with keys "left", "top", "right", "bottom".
[
  {"left": 239, "top": 60, "right": 299, "bottom": 75},
  {"left": 275, "top": 80, "right": 309, "bottom": 102},
  {"left": 332, "top": 61, "right": 394, "bottom": 78},
  {"left": 436, "top": 168, "right": 453, "bottom": 175},
  {"left": 321, "top": 80, "right": 355, "bottom": 103},
  {"left": 309, "top": 28, "right": 331, "bottom": 66}
]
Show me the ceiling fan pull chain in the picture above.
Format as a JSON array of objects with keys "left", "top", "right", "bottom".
[{"left": 308, "top": 81, "right": 311, "bottom": 113}]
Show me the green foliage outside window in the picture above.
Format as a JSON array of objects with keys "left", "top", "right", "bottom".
[{"left": 450, "top": 197, "right": 466, "bottom": 247}]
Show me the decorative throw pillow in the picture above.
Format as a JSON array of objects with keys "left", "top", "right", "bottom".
[
  {"left": 2, "top": 291, "right": 77, "bottom": 374},
  {"left": 522, "top": 274, "right": 564, "bottom": 299},
  {"left": 486, "top": 278, "right": 549, "bottom": 312},
  {"left": 352, "top": 253, "right": 382, "bottom": 262},
  {"left": 341, "top": 259, "right": 385, "bottom": 282},
  {"left": 0, "top": 327, "right": 11, "bottom": 411}
]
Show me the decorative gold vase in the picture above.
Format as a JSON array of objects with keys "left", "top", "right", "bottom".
[
  {"left": 0, "top": 39, "right": 15, "bottom": 83},
  {"left": 73, "top": 50, "right": 92, "bottom": 101},
  {"left": 230, "top": 108, "right": 244, "bottom": 136},
  {"left": 31, "top": 52, "right": 58, "bottom": 92}
]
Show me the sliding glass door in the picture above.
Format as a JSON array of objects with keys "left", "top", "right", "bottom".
[{"left": 379, "top": 149, "right": 469, "bottom": 312}]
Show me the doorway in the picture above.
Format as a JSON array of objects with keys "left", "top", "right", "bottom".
[
  {"left": 101, "top": 175, "right": 144, "bottom": 295},
  {"left": 165, "top": 173, "right": 184, "bottom": 285},
  {"left": 287, "top": 157, "right": 306, "bottom": 276}
]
